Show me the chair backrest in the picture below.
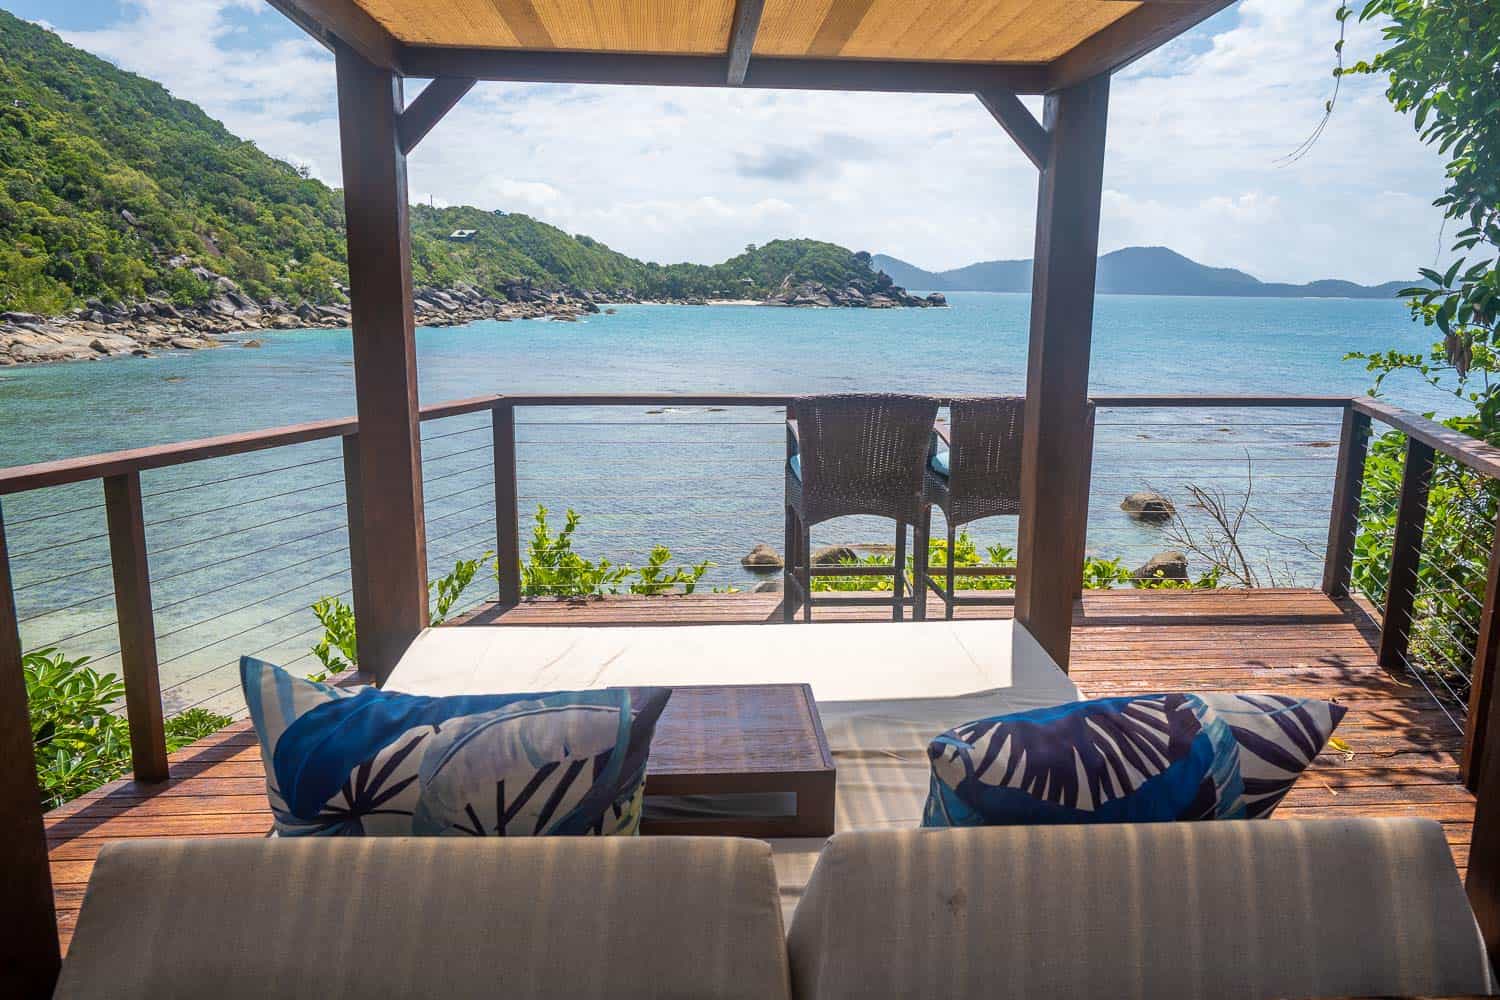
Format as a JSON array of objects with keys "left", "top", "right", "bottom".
[
  {"left": 939, "top": 397, "right": 1093, "bottom": 528},
  {"left": 56, "top": 836, "right": 792, "bottom": 1000},
  {"left": 787, "top": 819, "right": 1494, "bottom": 1000},
  {"left": 793, "top": 393, "right": 938, "bottom": 526}
]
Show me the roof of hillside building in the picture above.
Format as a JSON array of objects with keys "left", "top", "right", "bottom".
[{"left": 268, "top": 0, "right": 1234, "bottom": 93}]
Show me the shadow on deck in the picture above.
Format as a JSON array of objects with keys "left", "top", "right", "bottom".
[{"left": 44, "top": 588, "right": 1472, "bottom": 950}]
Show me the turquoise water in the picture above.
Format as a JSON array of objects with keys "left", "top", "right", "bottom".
[{"left": 0, "top": 293, "right": 1449, "bottom": 712}]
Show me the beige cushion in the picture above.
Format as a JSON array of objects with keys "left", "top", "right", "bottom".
[
  {"left": 56, "top": 836, "right": 791, "bottom": 1000},
  {"left": 787, "top": 819, "right": 1495, "bottom": 1000}
]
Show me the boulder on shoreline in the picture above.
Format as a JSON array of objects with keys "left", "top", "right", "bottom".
[{"left": 1134, "top": 550, "right": 1189, "bottom": 581}]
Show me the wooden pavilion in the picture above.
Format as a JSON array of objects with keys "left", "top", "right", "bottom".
[{"left": 17, "top": 0, "right": 1500, "bottom": 995}]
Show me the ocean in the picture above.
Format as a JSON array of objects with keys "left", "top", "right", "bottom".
[{"left": 0, "top": 292, "right": 1453, "bottom": 712}]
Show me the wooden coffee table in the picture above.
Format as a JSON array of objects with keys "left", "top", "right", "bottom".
[{"left": 640, "top": 683, "right": 836, "bottom": 838}]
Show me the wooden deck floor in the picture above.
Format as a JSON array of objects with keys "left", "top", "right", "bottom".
[{"left": 45, "top": 588, "right": 1473, "bottom": 951}]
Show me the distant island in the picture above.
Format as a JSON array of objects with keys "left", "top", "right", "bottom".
[{"left": 872, "top": 247, "right": 1410, "bottom": 299}]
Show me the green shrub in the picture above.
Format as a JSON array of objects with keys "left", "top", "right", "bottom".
[
  {"left": 25, "top": 646, "right": 232, "bottom": 809},
  {"left": 310, "top": 554, "right": 487, "bottom": 679},
  {"left": 516, "top": 505, "right": 710, "bottom": 597}
]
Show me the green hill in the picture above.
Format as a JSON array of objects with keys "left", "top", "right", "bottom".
[{"left": 0, "top": 10, "right": 905, "bottom": 314}]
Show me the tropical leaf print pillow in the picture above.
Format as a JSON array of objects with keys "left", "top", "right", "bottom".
[
  {"left": 922, "top": 693, "right": 1345, "bottom": 828},
  {"left": 240, "top": 656, "right": 670, "bottom": 837}
]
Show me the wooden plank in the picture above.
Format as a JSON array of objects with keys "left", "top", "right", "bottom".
[
  {"left": 1378, "top": 437, "right": 1435, "bottom": 671},
  {"left": 1014, "top": 72, "right": 1110, "bottom": 671},
  {"left": 103, "top": 472, "right": 168, "bottom": 783},
  {"left": 0, "top": 396, "right": 495, "bottom": 499},
  {"left": 397, "top": 47, "right": 1052, "bottom": 94},
  {"left": 1464, "top": 508, "right": 1500, "bottom": 789},
  {"left": 336, "top": 41, "right": 429, "bottom": 683},
  {"left": 726, "top": 0, "right": 765, "bottom": 84},
  {"left": 0, "top": 501, "right": 61, "bottom": 997},
  {"left": 1357, "top": 396, "right": 1500, "bottom": 481},
  {"left": 1047, "top": 0, "right": 1234, "bottom": 92},
  {"left": 976, "top": 89, "right": 1050, "bottom": 170},
  {"left": 397, "top": 76, "right": 475, "bottom": 155},
  {"left": 1322, "top": 404, "right": 1369, "bottom": 598},
  {"left": 493, "top": 404, "right": 522, "bottom": 606},
  {"left": 265, "top": 0, "right": 404, "bottom": 72},
  {"left": 342, "top": 433, "right": 376, "bottom": 671}
]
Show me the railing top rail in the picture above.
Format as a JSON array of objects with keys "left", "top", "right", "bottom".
[
  {"left": 0, "top": 394, "right": 503, "bottom": 497},
  {"left": 1091, "top": 394, "right": 1350, "bottom": 408},
  {"left": 0, "top": 391, "right": 1396, "bottom": 498},
  {"left": 1354, "top": 396, "right": 1500, "bottom": 482}
]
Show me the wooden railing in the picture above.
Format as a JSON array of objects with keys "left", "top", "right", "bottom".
[{"left": 8, "top": 391, "right": 1500, "bottom": 968}]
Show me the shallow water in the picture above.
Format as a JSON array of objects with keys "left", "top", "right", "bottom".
[{"left": 0, "top": 292, "right": 1451, "bottom": 713}]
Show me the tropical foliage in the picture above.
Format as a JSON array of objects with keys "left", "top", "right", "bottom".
[
  {"left": 25, "top": 646, "right": 231, "bottom": 808},
  {"left": 310, "top": 554, "right": 488, "bottom": 678},
  {"left": 0, "top": 11, "right": 896, "bottom": 313},
  {"left": 1336, "top": 0, "right": 1500, "bottom": 709}
]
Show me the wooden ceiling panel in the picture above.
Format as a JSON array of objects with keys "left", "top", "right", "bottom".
[
  {"left": 354, "top": 0, "right": 737, "bottom": 53},
  {"left": 355, "top": 0, "right": 522, "bottom": 46},
  {"left": 754, "top": 0, "right": 1140, "bottom": 63}
]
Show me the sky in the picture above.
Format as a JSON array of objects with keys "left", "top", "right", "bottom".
[{"left": 10, "top": 0, "right": 1452, "bottom": 284}]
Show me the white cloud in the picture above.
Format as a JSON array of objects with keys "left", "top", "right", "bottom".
[{"left": 49, "top": 0, "right": 1452, "bottom": 284}]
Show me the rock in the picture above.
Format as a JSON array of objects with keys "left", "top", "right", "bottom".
[
  {"left": 1121, "top": 491, "right": 1176, "bottom": 522},
  {"left": 89, "top": 334, "right": 138, "bottom": 355},
  {"left": 1, "top": 311, "right": 42, "bottom": 324},
  {"left": 1134, "top": 550, "right": 1189, "bottom": 581},
  {"left": 926, "top": 292, "right": 948, "bottom": 306},
  {"left": 241, "top": 339, "right": 263, "bottom": 348},
  {"left": 811, "top": 545, "right": 858, "bottom": 566},
  {"left": 741, "top": 543, "right": 783, "bottom": 571},
  {"left": 170, "top": 336, "right": 217, "bottom": 350},
  {"left": 752, "top": 579, "right": 783, "bottom": 594}
]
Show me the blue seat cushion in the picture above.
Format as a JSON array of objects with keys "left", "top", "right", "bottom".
[
  {"left": 788, "top": 453, "right": 801, "bottom": 480},
  {"left": 241, "top": 656, "right": 670, "bottom": 837},
  {"left": 923, "top": 693, "right": 1346, "bottom": 827},
  {"left": 929, "top": 448, "right": 950, "bottom": 477}
]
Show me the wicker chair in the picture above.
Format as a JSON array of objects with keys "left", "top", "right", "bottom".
[
  {"left": 784, "top": 394, "right": 939, "bottom": 622},
  {"left": 916, "top": 397, "right": 1094, "bottom": 619}
]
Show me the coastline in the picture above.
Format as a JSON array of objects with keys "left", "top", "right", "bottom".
[{"left": 1, "top": 281, "right": 945, "bottom": 369}]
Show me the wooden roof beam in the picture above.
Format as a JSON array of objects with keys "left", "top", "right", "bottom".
[
  {"left": 1048, "top": 0, "right": 1234, "bottom": 91},
  {"left": 397, "top": 47, "right": 1050, "bottom": 94},
  {"left": 977, "top": 89, "right": 1050, "bottom": 170},
  {"left": 265, "top": 0, "right": 404, "bottom": 74},
  {"left": 726, "top": 0, "right": 766, "bottom": 85},
  {"left": 397, "top": 77, "right": 476, "bottom": 155}
]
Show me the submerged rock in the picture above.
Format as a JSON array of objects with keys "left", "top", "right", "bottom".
[
  {"left": 1121, "top": 491, "right": 1176, "bottom": 522},
  {"left": 811, "top": 545, "right": 858, "bottom": 566},
  {"left": 741, "top": 543, "right": 783, "bottom": 570}
]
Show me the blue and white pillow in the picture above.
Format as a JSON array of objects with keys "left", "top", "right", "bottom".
[
  {"left": 241, "top": 656, "right": 670, "bottom": 837},
  {"left": 923, "top": 693, "right": 1346, "bottom": 827}
]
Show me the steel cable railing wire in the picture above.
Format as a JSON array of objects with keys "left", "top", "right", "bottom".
[
  {"left": 139, "top": 450, "right": 344, "bottom": 501},
  {"left": 4, "top": 498, "right": 106, "bottom": 526}
]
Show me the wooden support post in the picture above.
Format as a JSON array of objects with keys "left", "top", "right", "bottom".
[
  {"left": 341, "top": 433, "right": 376, "bottom": 673},
  {"left": 1377, "top": 437, "right": 1435, "bottom": 672},
  {"left": 0, "top": 500, "right": 61, "bottom": 998},
  {"left": 1322, "top": 404, "right": 1371, "bottom": 598},
  {"left": 493, "top": 404, "right": 522, "bottom": 605},
  {"left": 1464, "top": 508, "right": 1500, "bottom": 791},
  {"left": 103, "top": 471, "right": 168, "bottom": 782},
  {"left": 1014, "top": 73, "right": 1110, "bottom": 672},
  {"left": 336, "top": 41, "right": 429, "bottom": 684}
]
